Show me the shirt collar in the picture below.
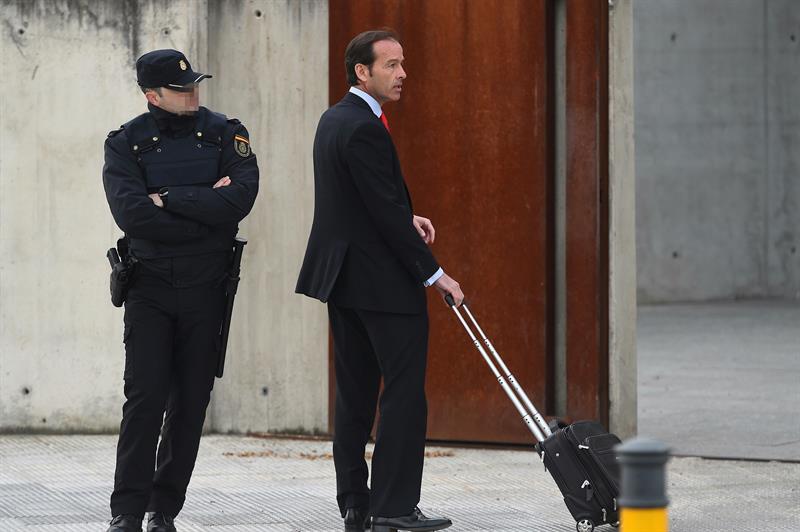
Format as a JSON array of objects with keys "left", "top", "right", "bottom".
[{"left": 349, "top": 86, "right": 382, "bottom": 118}]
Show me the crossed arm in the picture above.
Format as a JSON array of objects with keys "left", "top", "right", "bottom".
[{"left": 150, "top": 125, "right": 259, "bottom": 226}]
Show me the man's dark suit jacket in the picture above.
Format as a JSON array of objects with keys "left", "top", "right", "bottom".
[{"left": 296, "top": 92, "right": 440, "bottom": 314}]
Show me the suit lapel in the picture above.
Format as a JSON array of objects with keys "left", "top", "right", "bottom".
[{"left": 340, "top": 92, "right": 414, "bottom": 212}]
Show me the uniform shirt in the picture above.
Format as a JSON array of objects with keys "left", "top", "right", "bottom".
[{"left": 102, "top": 104, "right": 259, "bottom": 285}]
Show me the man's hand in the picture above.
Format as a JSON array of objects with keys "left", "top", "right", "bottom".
[
  {"left": 413, "top": 215, "right": 435, "bottom": 244},
  {"left": 434, "top": 273, "right": 464, "bottom": 307},
  {"left": 213, "top": 176, "right": 231, "bottom": 189},
  {"left": 148, "top": 193, "right": 164, "bottom": 208}
]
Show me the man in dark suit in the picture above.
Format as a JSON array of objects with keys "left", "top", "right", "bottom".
[{"left": 296, "top": 29, "right": 463, "bottom": 532}]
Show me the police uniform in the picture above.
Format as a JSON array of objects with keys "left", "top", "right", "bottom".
[{"left": 102, "top": 49, "right": 259, "bottom": 532}]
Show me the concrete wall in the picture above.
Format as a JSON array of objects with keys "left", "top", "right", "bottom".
[
  {"left": 635, "top": 0, "right": 799, "bottom": 302},
  {"left": 609, "top": 0, "right": 637, "bottom": 439},
  {"left": 0, "top": 0, "right": 329, "bottom": 433},
  {"left": 204, "top": 0, "right": 329, "bottom": 435},
  {"left": 0, "top": 0, "right": 206, "bottom": 431},
  {"left": 766, "top": 1, "right": 800, "bottom": 299}
]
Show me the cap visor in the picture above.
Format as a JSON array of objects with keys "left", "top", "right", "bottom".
[{"left": 167, "top": 71, "right": 212, "bottom": 88}]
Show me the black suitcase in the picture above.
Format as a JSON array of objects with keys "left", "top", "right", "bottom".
[
  {"left": 537, "top": 421, "right": 621, "bottom": 531},
  {"left": 445, "top": 296, "right": 621, "bottom": 532}
]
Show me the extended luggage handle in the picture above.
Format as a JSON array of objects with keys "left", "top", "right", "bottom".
[{"left": 445, "top": 294, "right": 552, "bottom": 443}]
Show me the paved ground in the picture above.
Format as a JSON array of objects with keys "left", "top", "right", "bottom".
[
  {"left": 1, "top": 434, "right": 799, "bottom": 531},
  {"left": 638, "top": 299, "right": 800, "bottom": 461},
  {"left": 2, "top": 300, "right": 798, "bottom": 530}
]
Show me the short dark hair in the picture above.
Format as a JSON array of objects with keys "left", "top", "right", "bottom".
[{"left": 344, "top": 29, "right": 400, "bottom": 86}]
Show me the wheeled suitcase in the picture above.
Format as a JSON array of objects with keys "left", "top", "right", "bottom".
[{"left": 444, "top": 296, "right": 621, "bottom": 532}]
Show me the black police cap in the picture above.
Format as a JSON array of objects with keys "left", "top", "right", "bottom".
[{"left": 136, "top": 49, "right": 212, "bottom": 89}]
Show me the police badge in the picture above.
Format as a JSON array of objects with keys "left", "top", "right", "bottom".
[
  {"left": 234, "top": 134, "right": 251, "bottom": 157},
  {"left": 179, "top": 59, "right": 187, "bottom": 71}
]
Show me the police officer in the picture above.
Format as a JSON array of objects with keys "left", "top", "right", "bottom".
[{"left": 102, "top": 49, "right": 259, "bottom": 532}]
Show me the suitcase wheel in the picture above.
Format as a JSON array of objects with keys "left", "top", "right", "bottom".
[{"left": 576, "top": 518, "right": 595, "bottom": 532}]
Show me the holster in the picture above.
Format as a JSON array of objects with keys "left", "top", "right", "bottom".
[{"left": 108, "top": 237, "right": 137, "bottom": 307}]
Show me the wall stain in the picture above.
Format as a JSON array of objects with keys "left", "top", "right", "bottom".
[
  {"left": 2, "top": 0, "right": 148, "bottom": 63},
  {"left": 121, "top": 0, "right": 140, "bottom": 62},
  {"left": 2, "top": 18, "right": 27, "bottom": 58}
]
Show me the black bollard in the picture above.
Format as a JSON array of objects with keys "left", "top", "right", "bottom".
[{"left": 615, "top": 437, "right": 670, "bottom": 531}]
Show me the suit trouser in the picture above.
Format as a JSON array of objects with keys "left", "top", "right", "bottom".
[
  {"left": 110, "top": 270, "right": 225, "bottom": 518},
  {"left": 327, "top": 301, "right": 429, "bottom": 519}
]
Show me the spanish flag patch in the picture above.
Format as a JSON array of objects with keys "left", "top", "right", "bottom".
[{"left": 234, "top": 135, "right": 251, "bottom": 157}]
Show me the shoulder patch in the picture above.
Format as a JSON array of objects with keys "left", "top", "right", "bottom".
[
  {"left": 107, "top": 126, "right": 124, "bottom": 138},
  {"left": 234, "top": 134, "right": 251, "bottom": 158}
]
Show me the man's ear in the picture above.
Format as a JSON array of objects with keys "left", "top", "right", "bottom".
[
  {"left": 355, "top": 63, "right": 370, "bottom": 83},
  {"left": 144, "top": 91, "right": 159, "bottom": 106}
]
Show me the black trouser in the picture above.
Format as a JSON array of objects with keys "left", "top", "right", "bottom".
[
  {"left": 327, "top": 301, "right": 429, "bottom": 519},
  {"left": 110, "top": 260, "right": 226, "bottom": 519}
]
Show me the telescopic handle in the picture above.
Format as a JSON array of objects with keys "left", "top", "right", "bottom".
[
  {"left": 447, "top": 301, "right": 546, "bottom": 443},
  {"left": 461, "top": 303, "right": 552, "bottom": 438}
]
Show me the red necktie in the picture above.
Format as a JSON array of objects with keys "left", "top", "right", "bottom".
[{"left": 380, "top": 112, "right": 390, "bottom": 133}]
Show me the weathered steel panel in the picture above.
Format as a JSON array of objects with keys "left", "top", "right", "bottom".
[
  {"left": 565, "top": 0, "right": 610, "bottom": 425},
  {"left": 329, "top": 0, "right": 555, "bottom": 443}
]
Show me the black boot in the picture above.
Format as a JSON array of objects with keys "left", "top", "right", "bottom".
[
  {"left": 146, "top": 512, "right": 177, "bottom": 532},
  {"left": 106, "top": 514, "right": 142, "bottom": 532},
  {"left": 344, "top": 507, "right": 372, "bottom": 531},
  {"left": 371, "top": 507, "right": 451, "bottom": 532}
]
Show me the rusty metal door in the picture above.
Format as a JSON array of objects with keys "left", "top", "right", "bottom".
[{"left": 329, "top": 0, "right": 556, "bottom": 444}]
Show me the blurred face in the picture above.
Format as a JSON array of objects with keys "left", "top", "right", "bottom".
[
  {"left": 145, "top": 84, "right": 200, "bottom": 115},
  {"left": 356, "top": 39, "right": 406, "bottom": 105}
]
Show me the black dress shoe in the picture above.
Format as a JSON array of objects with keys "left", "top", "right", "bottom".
[
  {"left": 106, "top": 514, "right": 142, "bottom": 532},
  {"left": 344, "top": 507, "right": 372, "bottom": 531},
  {"left": 146, "top": 512, "right": 176, "bottom": 532},
  {"left": 371, "top": 507, "right": 452, "bottom": 532}
]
